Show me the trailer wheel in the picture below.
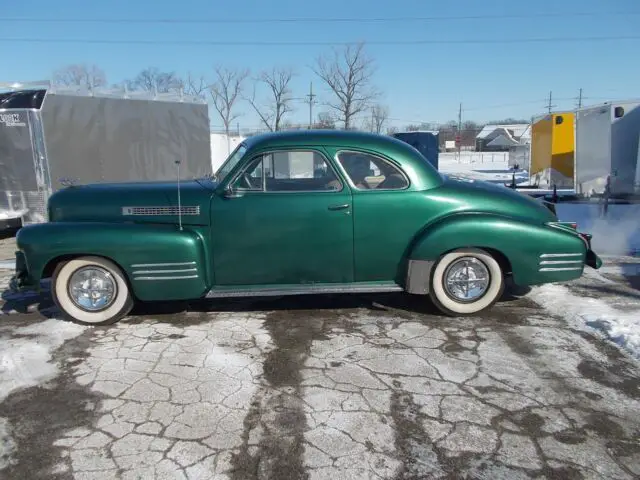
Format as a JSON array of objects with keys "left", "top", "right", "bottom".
[
  {"left": 429, "top": 248, "right": 504, "bottom": 316},
  {"left": 51, "top": 256, "right": 133, "bottom": 326}
]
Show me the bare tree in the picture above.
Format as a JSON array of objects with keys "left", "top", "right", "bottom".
[
  {"left": 52, "top": 64, "right": 107, "bottom": 89},
  {"left": 244, "top": 67, "right": 295, "bottom": 132},
  {"left": 128, "top": 67, "right": 183, "bottom": 94},
  {"left": 208, "top": 66, "right": 249, "bottom": 136},
  {"left": 313, "top": 42, "right": 379, "bottom": 129},
  {"left": 365, "top": 104, "right": 389, "bottom": 134},
  {"left": 314, "top": 111, "right": 337, "bottom": 129},
  {"left": 184, "top": 73, "right": 208, "bottom": 99}
]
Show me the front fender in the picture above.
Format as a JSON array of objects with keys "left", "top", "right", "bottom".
[
  {"left": 15, "top": 222, "right": 210, "bottom": 301},
  {"left": 409, "top": 213, "right": 587, "bottom": 286}
]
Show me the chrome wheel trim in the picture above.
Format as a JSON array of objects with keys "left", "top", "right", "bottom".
[
  {"left": 442, "top": 256, "right": 491, "bottom": 303},
  {"left": 67, "top": 266, "right": 118, "bottom": 312}
]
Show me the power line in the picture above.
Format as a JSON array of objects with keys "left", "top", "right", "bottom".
[
  {"left": 2, "top": 35, "right": 640, "bottom": 46},
  {"left": 1, "top": 12, "right": 638, "bottom": 24}
]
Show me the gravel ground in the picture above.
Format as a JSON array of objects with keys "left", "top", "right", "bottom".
[{"left": 0, "top": 265, "right": 639, "bottom": 480}]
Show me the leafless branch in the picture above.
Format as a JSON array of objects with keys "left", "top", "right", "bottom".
[
  {"left": 313, "top": 42, "right": 379, "bottom": 129},
  {"left": 208, "top": 66, "right": 250, "bottom": 135},
  {"left": 366, "top": 104, "right": 389, "bottom": 134},
  {"left": 243, "top": 67, "right": 295, "bottom": 131},
  {"left": 52, "top": 64, "right": 107, "bottom": 89}
]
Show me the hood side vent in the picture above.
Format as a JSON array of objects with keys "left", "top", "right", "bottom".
[{"left": 122, "top": 206, "right": 200, "bottom": 216}]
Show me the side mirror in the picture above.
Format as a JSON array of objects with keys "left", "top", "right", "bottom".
[{"left": 222, "top": 185, "right": 242, "bottom": 199}]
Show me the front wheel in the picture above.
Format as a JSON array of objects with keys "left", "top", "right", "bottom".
[
  {"left": 51, "top": 256, "right": 134, "bottom": 326},
  {"left": 429, "top": 248, "right": 504, "bottom": 316}
]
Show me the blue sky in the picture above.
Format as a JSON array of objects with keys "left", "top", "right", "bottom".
[{"left": 3, "top": 0, "right": 640, "bottom": 130}]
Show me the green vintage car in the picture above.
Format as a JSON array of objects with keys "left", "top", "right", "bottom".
[{"left": 10, "top": 130, "right": 601, "bottom": 325}]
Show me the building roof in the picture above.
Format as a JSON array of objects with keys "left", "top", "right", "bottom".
[{"left": 476, "top": 124, "right": 531, "bottom": 140}]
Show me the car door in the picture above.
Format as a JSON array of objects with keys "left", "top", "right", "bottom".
[
  {"left": 326, "top": 147, "right": 431, "bottom": 283},
  {"left": 210, "top": 147, "right": 355, "bottom": 286}
]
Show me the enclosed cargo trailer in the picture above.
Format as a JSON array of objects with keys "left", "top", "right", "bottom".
[
  {"left": 530, "top": 112, "right": 575, "bottom": 189},
  {"left": 392, "top": 131, "right": 439, "bottom": 170},
  {"left": 575, "top": 101, "right": 640, "bottom": 196},
  {"left": 0, "top": 81, "right": 212, "bottom": 224}
]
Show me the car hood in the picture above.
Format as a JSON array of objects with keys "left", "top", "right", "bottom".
[
  {"left": 47, "top": 180, "right": 215, "bottom": 225},
  {"left": 432, "top": 175, "right": 558, "bottom": 223}
]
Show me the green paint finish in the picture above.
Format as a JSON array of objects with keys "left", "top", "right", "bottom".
[
  {"left": 210, "top": 189, "right": 354, "bottom": 286},
  {"left": 16, "top": 222, "right": 209, "bottom": 301},
  {"left": 13, "top": 130, "right": 601, "bottom": 303}
]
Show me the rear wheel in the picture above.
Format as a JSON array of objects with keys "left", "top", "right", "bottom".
[
  {"left": 429, "top": 248, "right": 504, "bottom": 316},
  {"left": 51, "top": 256, "right": 133, "bottom": 326}
]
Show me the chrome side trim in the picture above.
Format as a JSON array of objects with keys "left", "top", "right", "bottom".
[
  {"left": 134, "top": 275, "right": 199, "bottom": 281},
  {"left": 132, "top": 268, "right": 197, "bottom": 274},
  {"left": 539, "top": 253, "right": 582, "bottom": 258},
  {"left": 538, "top": 267, "right": 583, "bottom": 272},
  {"left": 122, "top": 206, "right": 200, "bottom": 216},
  {"left": 205, "top": 283, "right": 403, "bottom": 298},
  {"left": 131, "top": 262, "right": 196, "bottom": 268},
  {"left": 406, "top": 259, "right": 435, "bottom": 295},
  {"left": 539, "top": 260, "right": 583, "bottom": 265}
]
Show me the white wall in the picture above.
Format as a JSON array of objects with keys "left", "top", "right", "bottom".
[{"left": 210, "top": 133, "right": 246, "bottom": 173}]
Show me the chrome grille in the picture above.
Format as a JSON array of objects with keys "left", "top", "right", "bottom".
[{"left": 122, "top": 206, "right": 200, "bottom": 216}]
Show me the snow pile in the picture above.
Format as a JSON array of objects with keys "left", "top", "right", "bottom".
[
  {"left": 555, "top": 204, "right": 640, "bottom": 256},
  {"left": 529, "top": 284, "right": 640, "bottom": 359}
]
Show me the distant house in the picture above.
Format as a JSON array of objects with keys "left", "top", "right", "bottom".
[{"left": 475, "top": 124, "right": 531, "bottom": 151}]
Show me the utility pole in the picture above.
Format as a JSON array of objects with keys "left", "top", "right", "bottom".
[
  {"left": 576, "top": 88, "right": 583, "bottom": 109},
  {"left": 457, "top": 102, "right": 462, "bottom": 161},
  {"left": 545, "top": 91, "right": 556, "bottom": 113},
  {"left": 305, "top": 82, "right": 316, "bottom": 129}
]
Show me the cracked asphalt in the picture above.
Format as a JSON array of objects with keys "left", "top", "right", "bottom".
[{"left": 0, "top": 268, "right": 639, "bottom": 479}]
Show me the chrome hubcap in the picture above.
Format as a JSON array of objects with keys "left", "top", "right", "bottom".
[
  {"left": 68, "top": 267, "right": 117, "bottom": 311},
  {"left": 443, "top": 257, "right": 490, "bottom": 302}
]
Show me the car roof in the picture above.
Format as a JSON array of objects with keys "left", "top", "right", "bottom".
[{"left": 243, "top": 129, "right": 411, "bottom": 151}]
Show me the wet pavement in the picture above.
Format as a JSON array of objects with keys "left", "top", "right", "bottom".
[{"left": 0, "top": 273, "right": 639, "bottom": 479}]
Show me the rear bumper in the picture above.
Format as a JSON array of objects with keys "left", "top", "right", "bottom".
[{"left": 578, "top": 232, "right": 602, "bottom": 269}]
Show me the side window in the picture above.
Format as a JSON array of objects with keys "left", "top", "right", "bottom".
[
  {"left": 336, "top": 151, "right": 409, "bottom": 190},
  {"left": 233, "top": 150, "right": 342, "bottom": 192}
]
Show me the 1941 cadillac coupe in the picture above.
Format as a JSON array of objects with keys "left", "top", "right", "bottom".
[{"left": 10, "top": 130, "right": 602, "bottom": 325}]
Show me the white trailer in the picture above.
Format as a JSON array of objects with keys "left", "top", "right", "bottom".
[
  {"left": 575, "top": 100, "right": 640, "bottom": 197},
  {"left": 0, "top": 81, "right": 212, "bottom": 225}
]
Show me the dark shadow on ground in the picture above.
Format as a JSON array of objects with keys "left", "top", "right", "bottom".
[{"left": 1, "top": 280, "right": 527, "bottom": 322}]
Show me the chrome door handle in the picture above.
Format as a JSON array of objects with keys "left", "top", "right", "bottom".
[{"left": 328, "top": 203, "right": 350, "bottom": 211}]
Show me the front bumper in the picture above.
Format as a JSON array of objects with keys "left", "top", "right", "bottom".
[{"left": 9, "top": 250, "right": 34, "bottom": 293}]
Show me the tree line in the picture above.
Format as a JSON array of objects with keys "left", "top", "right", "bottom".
[{"left": 51, "top": 42, "right": 528, "bottom": 146}]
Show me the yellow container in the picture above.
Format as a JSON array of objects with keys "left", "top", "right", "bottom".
[{"left": 530, "top": 112, "right": 575, "bottom": 187}]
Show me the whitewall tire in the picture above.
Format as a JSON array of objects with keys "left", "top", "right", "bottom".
[
  {"left": 429, "top": 248, "right": 504, "bottom": 316},
  {"left": 51, "top": 256, "right": 134, "bottom": 326}
]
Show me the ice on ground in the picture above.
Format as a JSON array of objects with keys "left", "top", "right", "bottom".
[
  {"left": 555, "top": 204, "right": 640, "bottom": 256},
  {"left": 529, "top": 283, "right": 640, "bottom": 359}
]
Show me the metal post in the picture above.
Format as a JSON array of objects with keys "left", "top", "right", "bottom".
[{"left": 175, "top": 160, "right": 183, "bottom": 231}]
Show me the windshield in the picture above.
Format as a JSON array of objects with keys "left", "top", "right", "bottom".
[{"left": 215, "top": 143, "right": 248, "bottom": 182}]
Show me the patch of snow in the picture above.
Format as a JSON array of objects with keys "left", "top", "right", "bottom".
[
  {"left": 529, "top": 283, "right": 640, "bottom": 359},
  {"left": 0, "top": 319, "right": 86, "bottom": 471},
  {"left": 0, "top": 319, "right": 86, "bottom": 403},
  {"left": 555, "top": 204, "right": 640, "bottom": 256}
]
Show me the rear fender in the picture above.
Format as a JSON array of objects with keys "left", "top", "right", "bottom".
[
  {"left": 407, "top": 213, "right": 587, "bottom": 288},
  {"left": 15, "top": 222, "right": 210, "bottom": 301}
]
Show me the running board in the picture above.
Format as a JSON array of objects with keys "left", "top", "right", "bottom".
[{"left": 205, "top": 282, "right": 404, "bottom": 298}]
